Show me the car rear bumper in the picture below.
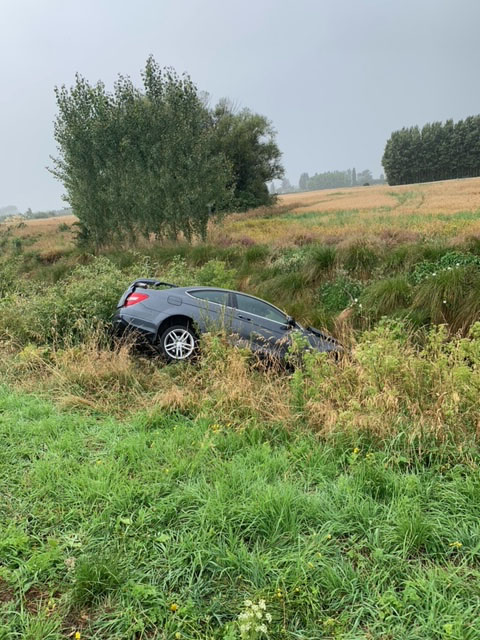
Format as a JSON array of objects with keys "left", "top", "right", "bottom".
[{"left": 111, "top": 313, "right": 156, "bottom": 344}]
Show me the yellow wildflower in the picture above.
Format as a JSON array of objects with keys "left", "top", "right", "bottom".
[
  {"left": 449, "top": 541, "right": 462, "bottom": 549},
  {"left": 75, "top": 633, "right": 81, "bottom": 640},
  {"left": 170, "top": 603, "right": 179, "bottom": 612}
]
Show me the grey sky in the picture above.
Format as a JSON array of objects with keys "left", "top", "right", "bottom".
[{"left": 2, "top": 0, "right": 480, "bottom": 211}]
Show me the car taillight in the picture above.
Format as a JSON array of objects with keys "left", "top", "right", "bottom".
[{"left": 124, "top": 292, "right": 149, "bottom": 307}]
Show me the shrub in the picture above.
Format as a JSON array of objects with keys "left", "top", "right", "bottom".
[
  {"left": 197, "top": 259, "right": 236, "bottom": 289},
  {"left": 270, "top": 248, "right": 309, "bottom": 273},
  {"left": 318, "top": 275, "right": 364, "bottom": 313},
  {"left": 0, "top": 255, "right": 239, "bottom": 347},
  {"left": 0, "top": 257, "right": 129, "bottom": 345},
  {"left": 411, "top": 251, "right": 480, "bottom": 284}
]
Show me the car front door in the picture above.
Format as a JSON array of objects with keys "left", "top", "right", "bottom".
[
  {"left": 232, "top": 293, "right": 290, "bottom": 354},
  {"left": 186, "top": 289, "right": 235, "bottom": 333}
]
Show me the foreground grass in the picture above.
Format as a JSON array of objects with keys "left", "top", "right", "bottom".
[{"left": 1, "top": 388, "right": 479, "bottom": 639}]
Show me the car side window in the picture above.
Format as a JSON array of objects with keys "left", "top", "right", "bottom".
[
  {"left": 189, "top": 290, "right": 230, "bottom": 306},
  {"left": 236, "top": 294, "right": 287, "bottom": 323}
]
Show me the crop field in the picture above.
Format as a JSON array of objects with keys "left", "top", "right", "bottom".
[
  {"left": 3, "top": 177, "right": 480, "bottom": 257},
  {"left": 1, "top": 177, "right": 480, "bottom": 638},
  {"left": 217, "top": 178, "right": 480, "bottom": 247}
]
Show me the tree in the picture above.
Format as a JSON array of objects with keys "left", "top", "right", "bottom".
[
  {"left": 299, "top": 172, "right": 309, "bottom": 191},
  {"left": 382, "top": 115, "right": 480, "bottom": 185},
  {"left": 357, "top": 169, "right": 373, "bottom": 185},
  {"left": 352, "top": 167, "right": 356, "bottom": 186},
  {"left": 211, "top": 100, "right": 284, "bottom": 210},
  {"left": 279, "top": 178, "right": 293, "bottom": 193},
  {"left": 51, "top": 58, "right": 233, "bottom": 247}
]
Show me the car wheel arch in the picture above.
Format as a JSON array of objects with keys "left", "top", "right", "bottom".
[{"left": 156, "top": 314, "right": 197, "bottom": 341}]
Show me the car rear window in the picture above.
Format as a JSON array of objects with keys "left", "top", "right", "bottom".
[
  {"left": 189, "top": 290, "right": 230, "bottom": 306},
  {"left": 235, "top": 294, "right": 286, "bottom": 323}
]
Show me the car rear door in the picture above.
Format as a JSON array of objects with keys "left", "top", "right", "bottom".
[{"left": 232, "top": 293, "right": 290, "bottom": 354}]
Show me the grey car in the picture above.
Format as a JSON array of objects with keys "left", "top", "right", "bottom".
[{"left": 113, "top": 279, "right": 341, "bottom": 362}]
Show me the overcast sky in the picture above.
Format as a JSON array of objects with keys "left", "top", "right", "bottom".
[{"left": 2, "top": 0, "right": 480, "bottom": 211}]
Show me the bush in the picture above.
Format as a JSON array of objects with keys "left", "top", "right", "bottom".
[
  {"left": 0, "top": 255, "right": 239, "bottom": 347},
  {"left": 270, "top": 248, "right": 309, "bottom": 273},
  {"left": 0, "top": 257, "right": 130, "bottom": 345},
  {"left": 197, "top": 259, "right": 236, "bottom": 289},
  {"left": 318, "top": 275, "right": 364, "bottom": 313},
  {"left": 411, "top": 251, "right": 480, "bottom": 284}
]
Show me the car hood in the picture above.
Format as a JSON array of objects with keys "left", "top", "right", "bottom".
[{"left": 296, "top": 325, "right": 342, "bottom": 353}]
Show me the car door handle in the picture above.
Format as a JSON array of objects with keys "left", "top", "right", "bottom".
[{"left": 238, "top": 315, "right": 251, "bottom": 321}]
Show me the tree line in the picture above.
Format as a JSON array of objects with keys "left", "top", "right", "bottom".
[
  {"left": 382, "top": 115, "right": 480, "bottom": 185},
  {"left": 276, "top": 168, "right": 385, "bottom": 193},
  {"left": 51, "top": 57, "right": 283, "bottom": 248}
]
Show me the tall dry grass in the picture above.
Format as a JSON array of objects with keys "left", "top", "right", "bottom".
[{"left": 3, "top": 322, "right": 480, "bottom": 447}]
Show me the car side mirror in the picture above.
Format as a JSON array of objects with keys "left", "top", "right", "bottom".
[{"left": 286, "top": 315, "right": 296, "bottom": 327}]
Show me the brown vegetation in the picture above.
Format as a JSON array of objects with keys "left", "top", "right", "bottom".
[{"left": 4, "top": 177, "right": 480, "bottom": 253}]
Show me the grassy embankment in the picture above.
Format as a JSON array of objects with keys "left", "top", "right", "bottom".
[
  {"left": 1, "top": 388, "right": 480, "bottom": 639},
  {"left": 1, "top": 178, "right": 480, "bottom": 638}
]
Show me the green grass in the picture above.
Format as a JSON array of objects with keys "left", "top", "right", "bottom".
[
  {"left": 1, "top": 388, "right": 480, "bottom": 639},
  {"left": 5, "top": 237, "right": 480, "bottom": 338}
]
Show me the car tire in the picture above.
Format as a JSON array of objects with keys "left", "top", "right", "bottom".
[{"left": 158, "top": 323, "right": 198, "bottom": 363}]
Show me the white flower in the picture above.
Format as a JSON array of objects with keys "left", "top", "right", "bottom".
[
  {"left": 258, "top": 599, "right": 266, "bottom": 610},
  {"left": 256, "top": 624, "right": 268, "bottom": 633},
  {"left": 240, "top": 623, "right": 251, "bottom": 633},
  {"left": 265, "top": 613, "right": 272, "bottom": 623},
  {"left": 432, "top": 272, "right": 436, "bottom": 276},
  {"left": 244, "top": 599, "right": 252, "bottom": 607},
  {"left": 443, "top": 300, "right": 447, "bottom": 304},
  {"left": 256, "top": 610, "right": 262, "bottom": 619}
]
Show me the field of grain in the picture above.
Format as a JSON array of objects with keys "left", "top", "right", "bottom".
[
  {"left": 3, "top": 178, "right": 480, "bottom": 255},
  {"left": 218, "top": 177, "right": 480, "bottom": 247}
]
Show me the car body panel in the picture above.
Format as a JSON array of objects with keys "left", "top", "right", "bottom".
[{"left": 113, "top": 282, "right": 341, "bottom": 358}]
